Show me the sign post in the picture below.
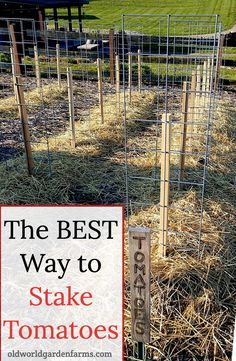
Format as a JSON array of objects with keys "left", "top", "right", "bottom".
[{"left": 129, "top": 226, "right": 151, "bottom": 359}]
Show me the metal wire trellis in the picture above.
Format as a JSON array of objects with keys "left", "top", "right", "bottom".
[{"left": 122, "top": 14, "right": 222, "bottom": 256}]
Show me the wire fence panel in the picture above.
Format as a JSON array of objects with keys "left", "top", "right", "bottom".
[{"left": 122, "top": 14, "right": 222, "bottom": 254}]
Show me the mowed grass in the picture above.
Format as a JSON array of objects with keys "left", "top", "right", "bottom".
[{"left": 47, "top": 0, "right": 236, "bottom": 34}]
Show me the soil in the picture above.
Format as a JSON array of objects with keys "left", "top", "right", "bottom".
[{"left": 0, "top": 74, "right": 115, "bottom": 161}]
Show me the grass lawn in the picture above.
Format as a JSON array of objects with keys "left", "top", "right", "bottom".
[
  {"left": 22, "top": 54, "right": 236, "bottom": 85},
  {"left": 47, "top": 0, "right": 236, "bottom": 34}
]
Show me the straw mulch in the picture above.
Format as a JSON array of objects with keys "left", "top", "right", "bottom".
[
  {"left": 124, "top": 95, "right": 236, "bottom": 361},
  {"left": 0, "top": 80, "right": 235, "bottom": 360}
]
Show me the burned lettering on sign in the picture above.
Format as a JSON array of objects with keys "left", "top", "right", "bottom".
[{"left": 129, "top": 227, "right": 150, "bottom": 344}]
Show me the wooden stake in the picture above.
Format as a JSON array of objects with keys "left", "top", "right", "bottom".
[
  {"left": 15, "top": 77, "right": 34, "bottom": 175},
  {"left": 129, "top": 226, "right": 150, "bottom": 344},
  {"left": 195, "top": 64, "right": 201, "bottom": 119},
  {"left": 34, "top": 45, "right": 41, "bottom": 90},
  {"left": 97, "top": 58, "right": 104, "bottom": 123},
  {"left": 179, "top": 81, "right": 189, "bottom": 188},
  {"left": 10, "top": 47, "right": 15, "bottom": 77},
  {"left": 189, "top": 70, "right": 197, "bottom": 149},
  {"left": 67, "top": 67, "right": 76, "bottom": 148},
  {"left": 109, "top": 29, "right": 115, "bottom": 84},
  {"left": 138, "top": 49, "right": 142, "bottom": 93},
  {"left": 116, "top": 55, "right": 120, "bottom": 114},
  {"left": 207, "top": 58, "right": 211, "bottom": 90},
  {"left": 10, "top": 47, "right": 17, "bottom": 99},
  {"left": 201, "top": 61, "right": 207, "bottom": 107},
  {"left": 8, "top": 24, "right": 21, "bottom": 75},
  {"left": 128, "top": 52, "right": 132, "bottom": 103},
  {"left": 159, "top": 113, "right": 171, "bottom": 257},
  {"left": 56, "top": 43, "right": 61, "bottom": 89},
  {"left": 206, "top": 59, "right": 212, "bottom": 108},
  {"left": 202, "top": 61, "right": 207, "bottom": 93},
  {"left": 206, "top": 58, "right": 211, "bottom": 92},
  {"left": 215, "top": 35, "right": 225, "bottom": 89}
]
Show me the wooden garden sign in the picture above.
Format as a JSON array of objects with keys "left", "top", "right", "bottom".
[{"left": 129, "top": 226, "right": 151, "bottom": 344}]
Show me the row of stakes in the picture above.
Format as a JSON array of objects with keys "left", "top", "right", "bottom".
[
  {"left": 15, "top": 42, "right": 213, "bottom": 127},
  {"left": 10, "top": 43, "right": 213, "bottom": 258}
]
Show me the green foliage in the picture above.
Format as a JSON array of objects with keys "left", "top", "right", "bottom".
[
  {"left": 221, "top": 67, "right": 236, "bottom": 83},
  {"left": 0, "top": 53, "right": 11, "bottom": 63},
  {"left": 68, "top": 57, "right": 78, "bottom": 64},
  {"left": 23, "top": 56, "right": 32, "bottom": 64},
  {"left": 46, "top": 0, "right": 236, "bottom": 34}
]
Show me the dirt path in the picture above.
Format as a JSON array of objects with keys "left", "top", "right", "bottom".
[{"left": 0, "top": 75, "right": 114, "bottom": 162}]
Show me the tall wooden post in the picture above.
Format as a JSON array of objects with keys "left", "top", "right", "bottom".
[
  {"left": 159, "top": 113, "right": 171, "bottom": 257},
  {"left": 206, "top": 59, "right": 211, "bottom": 89},
  {"left": 201, "top": 61, "right": 207, "bottom": 107},
  {"left": 34, "top": 45, "right": 41, "bottom": 90},
  {"left": 68, "top": 6, "right": 73, "bottom": 32},
  {"left": 67, "top": 67, "right": 76, "bottom": 148},
  {"left": 10, "top": 47, "right": 15, "bottom": 76},
  {"left": 97, "top": 58, "right": 104, "bottom": 123},
  {"left": 202, "top": 61, "right": 207, "bottom": 93},
  {"left": 206, "top": 58, "right": 211, "bottom": 106},
  {"left": 138, "top": 49, "right": 142, "bottom": 93},
  {"left": 129, "top": 226, "right": 150, "bottom": 345},
  {"left": 56, "top": 44, "right": 61, "bottom": 89},
  {"left": 8, "top": 24, "right": 21, "bottom": 76},
  {"left": 116, "top": 55, "right": 120, "bottom": 114},
  {"left": 128, "top": 52, "right": 132, "bottom": 103},
  {"left": 38, "top": 9, "right": 46, "bottom": 48},
  {"left": 179, "top": 81, "right": 189, "bottom": 188},
  {"left": 215, "top": 35, "right": 225, "bottom": 89},
  {"left": 38, "top": 10, "right": 45, "bottom": 32},
  {"left": 78, "top": 5, "right": 83, "bottom": 33},
  {"left": 189, "top": 70, "right": 197, "bottom": 149},
  {"left": 53, "top": 7, "right": 59, "bottom": 31},
  {"left": 10, "top": 47, "right": 17, "bottom": 99},
  {"left": 109, "top": 29, "right": 115, "bottom": 84},
  {"left": 15, "top": 77, "right": 34, "bottom": 175}
]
